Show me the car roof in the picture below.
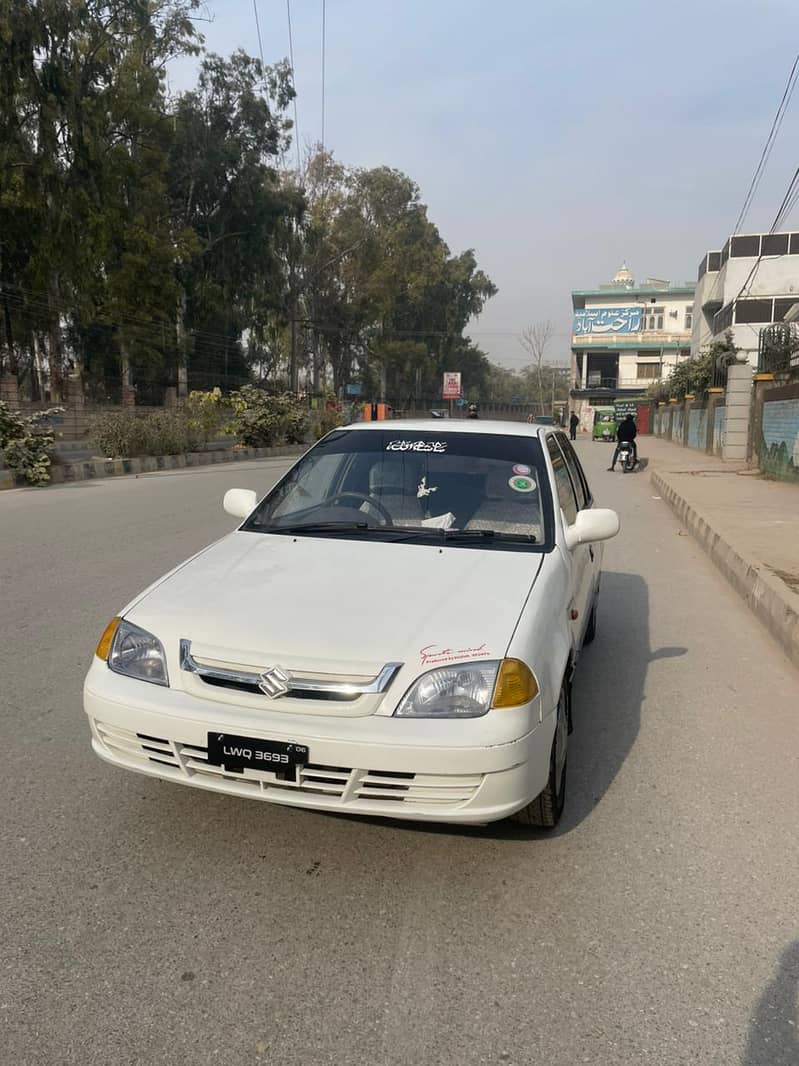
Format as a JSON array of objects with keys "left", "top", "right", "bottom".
[{"left": 341, "top": 419, "right": 554, "bottom": 440}]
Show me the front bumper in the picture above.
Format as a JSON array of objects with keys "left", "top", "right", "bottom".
[{"left": 84, "top": 661, "right": 554, "bottom": 825}]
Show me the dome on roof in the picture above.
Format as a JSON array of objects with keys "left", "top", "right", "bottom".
[{"left": 612, "top": 261, "right": 634, "bottom": 286}]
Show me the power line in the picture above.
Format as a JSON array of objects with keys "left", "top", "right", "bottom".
[
  {"left": 771, "top": 163, "right": 799, "bottom": 232},
  {"left": 698, "top": 164, "right": 799, "bottom": 349},
  {"left": 251, "top": 0, "right": 264, "bottom": 64},
  {"left": 286, "top": 0, "right": 301, "bottom": 172},
  {"left": 733, "top": 53, "right": 799, "bottom": 235}
]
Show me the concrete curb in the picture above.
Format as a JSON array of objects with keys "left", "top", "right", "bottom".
[
  {"left": 651, "top": 468, "right": 799, "bottom": 670},
  {"left": 1, "top": 443, "right": 306, "bottom": 491}
]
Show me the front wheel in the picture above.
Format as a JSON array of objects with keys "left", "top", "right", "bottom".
[{"left": 511, "top": 684, "right": 568, "bottom": 829}]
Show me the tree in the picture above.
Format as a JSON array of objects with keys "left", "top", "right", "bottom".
[
  {"left": 519, "top": 320, "right": 555, "bottom": 414},
  {"left": 168, "top": 50, "right": 298, "bottom": 393},
  {"left": 0, "top": 0, "right": 202, "bottom": 399},
  {"left": 649, "top": 330, "right": 740, "bottom": 402}
]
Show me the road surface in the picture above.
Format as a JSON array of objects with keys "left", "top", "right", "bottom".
[{"left": 1, "top": 442, "right": 797, "bottom": 1066}]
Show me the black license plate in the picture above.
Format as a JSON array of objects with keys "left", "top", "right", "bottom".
[{"left": 207, "top": 733, "right": 309, "bottom": 775}]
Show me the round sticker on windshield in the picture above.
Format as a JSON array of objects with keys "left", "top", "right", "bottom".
[
  {"left": 509, "top": 475, "right": 536, "bottom": 493},
  {"left": 512, "top": 464, "right": 531, "bottom": 476}
]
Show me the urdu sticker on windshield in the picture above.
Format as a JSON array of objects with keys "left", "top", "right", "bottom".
[
  {"left": 509, "top": 475, "right": 536, "bottom": 493},
  {"left": 386, "top": 440, "right": 447, "bottom": 452}
]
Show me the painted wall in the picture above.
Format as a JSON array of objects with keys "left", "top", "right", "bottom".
[
  {"left": 713, "top": 406, "right": 726, "bottom": 456},
  {"left": 687, "top": 407, "right": 707, "bottom": 451},
  {"left": 759, "top": 395, "right": 799, "bottom": 482}
]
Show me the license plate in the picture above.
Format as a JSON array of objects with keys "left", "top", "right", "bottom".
[{"left": 207, "top": 733, "right": 309, "bottom": 775}]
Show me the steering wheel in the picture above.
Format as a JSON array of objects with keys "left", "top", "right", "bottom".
[{"left": 326, "top": 492, "right": 394, "bottom": 526}]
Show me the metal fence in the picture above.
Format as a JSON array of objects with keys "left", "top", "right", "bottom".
[{"left": 758, "top": 323, "right": 799, "bottom": 375}]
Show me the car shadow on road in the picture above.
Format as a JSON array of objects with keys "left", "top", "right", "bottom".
[
  {"left": 557, "top": 569, "right": 686, "bottom": 834},
  {"left": 742, "top": 940, "right": 799, "bottom": 1066}
]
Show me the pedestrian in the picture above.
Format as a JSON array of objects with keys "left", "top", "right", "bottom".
[{"left": 569, "top": 411, "right": 579, "bottom": 441}]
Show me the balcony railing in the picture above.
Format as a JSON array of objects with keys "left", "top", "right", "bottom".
[
  {"left": 574, "top": 376, "right": 659, "bottom": 391},
  {"left": 572, "top": 331, "right": 691, "bottom": 346}
]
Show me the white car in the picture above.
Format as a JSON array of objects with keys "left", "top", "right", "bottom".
[{"left": 84, "top": 421, "right": 619, "bottom": 827}]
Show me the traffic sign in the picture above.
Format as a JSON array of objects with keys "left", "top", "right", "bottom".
[{"left": 442, "top": 372, "right": 461, "bottom": 400}]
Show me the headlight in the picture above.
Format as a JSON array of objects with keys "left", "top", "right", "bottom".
[
  {"left": 394, "top": 659, "right": 538, "bottom": 719},
  {"left": 99, "top": 619, "right": 170, "bottom": 687}
]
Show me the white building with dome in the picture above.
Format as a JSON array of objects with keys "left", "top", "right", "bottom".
[{"left": 569, "top": 264, "right": 695, "bottom": 427}]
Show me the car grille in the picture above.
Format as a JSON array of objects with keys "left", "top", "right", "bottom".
[{"left": 92, "top": 720, "right": 482, "bottom": 809}]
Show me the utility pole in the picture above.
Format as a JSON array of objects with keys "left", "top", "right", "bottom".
[{"left": 289, "top": 225, "right": 298, "bottom": 393}]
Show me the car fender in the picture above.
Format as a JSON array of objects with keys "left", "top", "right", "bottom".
[{"left": 505, "top": 549, "right": 572, "bottom": 718}]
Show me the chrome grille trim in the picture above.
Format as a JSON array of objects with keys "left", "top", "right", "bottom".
[{"left": 179, "top": 639, "right": 402, "bottom": 700}]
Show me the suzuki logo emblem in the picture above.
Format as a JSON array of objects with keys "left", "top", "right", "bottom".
[{"left": 257, "top": 665, "right": 291, "bottom": 698}]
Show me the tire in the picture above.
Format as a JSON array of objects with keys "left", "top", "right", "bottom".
[
  {"left": 512, "top": 684, "right": 568, "bottom": 829},
  {"left": 583, "top": 600, "right": 597, "bottom": 645}
]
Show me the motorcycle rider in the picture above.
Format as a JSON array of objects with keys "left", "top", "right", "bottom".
[
  {"left": 608, "top": 413, "right": 638, "bottom": 470},
  {"left": 467, "top": 403, "right": 479, "bottom": 419}
]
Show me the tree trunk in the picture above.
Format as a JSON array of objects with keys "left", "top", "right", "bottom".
[
  {"left": 48, "top": 277, "right": 64, "bottom": 402},
  {"left": 176, "top": 277, "right": 188, "bottom": 397}
]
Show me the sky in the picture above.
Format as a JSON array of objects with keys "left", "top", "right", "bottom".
[{"left": 170, "top": 0, "right": 799, "bottom": 368}]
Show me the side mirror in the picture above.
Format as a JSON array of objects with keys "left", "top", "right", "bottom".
[
  {"left": 223, "top": 488, "right": 257, "bottom": 519},
  {"left": 563, "top": 508, "right": 620, "bottom": 551}
]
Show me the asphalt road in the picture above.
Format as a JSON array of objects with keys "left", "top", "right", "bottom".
[{"left": 1, "top": 442, "right": 798, "bottom": 1066}]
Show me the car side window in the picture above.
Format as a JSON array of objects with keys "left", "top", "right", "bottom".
[
  {"left": 556, "top": 433, "right": 591, "bottom": 509},
  {"left": 546, "top": 435, "right": 578, "bottom": 525}
]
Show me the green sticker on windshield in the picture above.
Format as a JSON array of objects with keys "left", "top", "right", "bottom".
[{"left": 509, "top": 475, "right": 536, "bottom": 493}]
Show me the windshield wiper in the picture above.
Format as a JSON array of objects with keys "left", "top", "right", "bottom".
[
  {"left": 443, "top": 529, "right": 537, "bottom": 543},
  {"left": 261, "top": 521, "right": 372, "bottom": 535}
]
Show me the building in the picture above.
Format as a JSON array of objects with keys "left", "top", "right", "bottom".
[
  {"left": 569, "top": 264, "right": 694, "bottom": 426},
  {"left": 692, "top": 231, "right": 799, "bottom": 363}
]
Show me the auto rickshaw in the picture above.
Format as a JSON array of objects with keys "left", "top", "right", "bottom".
[{"left": 592, "top": 407, "right": 617, "bottom": 442}]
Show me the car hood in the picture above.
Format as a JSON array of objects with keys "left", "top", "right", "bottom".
[{"left": 127, "top": 531, "right": 544, "bottom": 680}]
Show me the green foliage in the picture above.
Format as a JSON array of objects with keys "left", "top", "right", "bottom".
[
  {"left": 0, "top": 11, "right": 497, "bottom": 407},
  {"left": 91, "top": 410, "right": 201, "bottom": 458},
  {"left": 649, "top": 331, "right": 740, "bottom": 402},
  {"left": 310, "top": 405, "right": 344, "bottom": 439},
  {"left": 184, "top": 388, "right": 225, "bottom": 443},
  {"left": 0, "top": 402, "right": 63, "bottom": 485},
  {"left": 226, "top": 385, "right": 309, "bottom": 447}
]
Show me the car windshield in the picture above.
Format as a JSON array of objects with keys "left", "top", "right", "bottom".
[{"left": 244, "top": 429, "right": 552, "bottom": 550}]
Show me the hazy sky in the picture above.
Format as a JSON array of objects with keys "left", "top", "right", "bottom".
[{"left": 171, "top": 1, "right": 799, "bottom": 367}]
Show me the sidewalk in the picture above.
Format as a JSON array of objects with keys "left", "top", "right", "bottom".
[{"left": 645, "top": 436, "right": 799, "bottom": 669}]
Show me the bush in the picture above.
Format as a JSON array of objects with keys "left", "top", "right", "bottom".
[
  {"left": 649, "top": 330, "right": 742, "bottom": 403},
  {"left": 91, "top": 410, "right": 202, "bottom": 458},
  {"left": 184, "top": 388, "right": 226, "bottom": 443},
  {"left": 310, "top": 405, "right": 343, "bottom": 439},
  {"left": 0, "top": 402, "right": 63, "bottom": 486},
  {"left": 226, "top": 386, "right": 309, "bottom": 448}
]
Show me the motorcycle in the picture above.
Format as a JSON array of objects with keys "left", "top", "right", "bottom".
[{"left": 617, "top": 440, "right": 637, "bottom": 473}]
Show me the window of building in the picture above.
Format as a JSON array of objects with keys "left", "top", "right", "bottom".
[
  {"left": 636, "top": 363, "right": 660, "bottom": 380},
  {"left": 685, "top": 306, "right": 693, "bottom": 330},
  {"left": 762, "top": 233, "right": 789, "bottom": 256},
  {"left": 720, "top": 241, "right": 730, "bottom": 266},
  {"left": 790, "top": 234, "right": 799, "bottom": 255},
  {"left": 714, "top": 304, "right": 734, "bottom": 333},
  {"left": 708, "top": 251, "right": 721, "bottom": 271},
  {"left": 644, "top": 306, "right": 664, "bottom": 331},
  {"left": 730, "top": 235, "right": 761, "bottom": 258},
  {"left": 734, "top": 298, "right": 773, "bottom": 324},
  {"left": 775, "top": 297, "right": 799, "bottom": 320}
]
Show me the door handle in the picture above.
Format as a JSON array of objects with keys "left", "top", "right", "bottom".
[{"left": 589, "top": 546, "right": 595, "bottom": 562}]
